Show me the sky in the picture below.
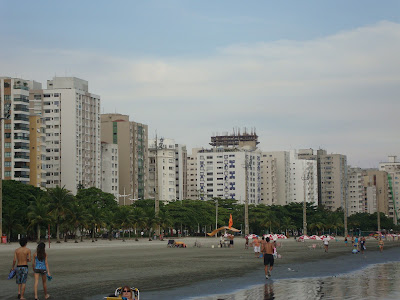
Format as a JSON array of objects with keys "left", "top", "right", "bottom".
[{"left": 1, "top": 1, "right": 400, "bottom": 168}]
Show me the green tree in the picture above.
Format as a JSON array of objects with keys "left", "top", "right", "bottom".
[
  {"left": 27, "top": 195, "right": 52, "bottom": 243},
  {"left": 47, "top": 186, "right": 74, "bottom": 243}
]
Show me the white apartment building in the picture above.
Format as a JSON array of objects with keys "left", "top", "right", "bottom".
[
  {"left": 32, "top": 77, "right": 101, "bottom": 194},
  {"left": 347, "top": 167, "right": 365, "bottom": 215},
  {"left": 100, "top": 142, "right": 119, "bottom": 200},
  {"left": 0, "top": 77, "right": 32, "bottom": 184},
  {"left": 261, "top": 151, "right": 290, "bottom": 205},
  {"left": 260, "top": 155, "right": 277, "bottom": 205},
  {"left": 175, "top": 144, "right": 187, "bottom": 200},
  {"left": 148, "top": 138, "right": 177, "bottom": 201},
  {"left": 187, "top": 149, "right": 199, "bottom": 200},
  {"left": 379, "top": 155, "right": 400, "bottom": 223},
  {"left": 197, "top": 148, "right": 261, "bottom": 204},
  {"left": 289, "top": 150, "right": 318, "bottom": 205}
]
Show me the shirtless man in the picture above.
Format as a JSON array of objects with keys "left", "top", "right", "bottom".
[
  {"left": 261, "top": 237, "right": 276, "bottom": 279},
  {"left": 11, "top": 238, "right": 31, "bottom": 300},
  {"left": 252, "top": 237, "right": 261, "bottom": 258}
]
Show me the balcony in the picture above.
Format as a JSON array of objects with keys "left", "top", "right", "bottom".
[
  {"left": 13, "top": 97, "right": 29, "bottom": 103},
  {"left": 13, "top": 85, "right": 29, "bottom": 91}
]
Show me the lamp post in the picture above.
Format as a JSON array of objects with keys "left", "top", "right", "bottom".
[{"left": 215, "top": 199, "right": 218, "bottom": 238}]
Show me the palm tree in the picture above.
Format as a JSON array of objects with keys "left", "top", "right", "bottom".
[
  {"left": 158, "top": 210, "right": 172, "bottom": 236},
  {"left": 68, "top": 201, "right": 90, "bottom": 243},
  {"left": 144, "top": 208, "right": 159, "bottom": 240},
  {"left": 47, "top": 186, "right": 74, "bottom": 243},
  {"left": 131, "top": 207, "right": 145, "bottom": 239},
  {"left": 88, "top": 205, "right": 105, "bottom": 242},
  {"left": 3, "top": 204, "right": 24, "bottom": 242},
  {"left": 115, "top": 206, "right": 134, "bottom": 241},
  {"left": 27, "top": 196, "right": 52, "bottom": 243}
]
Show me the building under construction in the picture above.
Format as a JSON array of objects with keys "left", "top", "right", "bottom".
[{"left": 210, "top": 128, "right": 259, "bottom": 149}]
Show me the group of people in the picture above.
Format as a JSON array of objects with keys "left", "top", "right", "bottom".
[
  {"left": 345, "top": 235, "right": 384, "bottom": 254},
  {"left": 249, "top": 236, "right": 276, "bottom": 279},
  {"left": 10, "top": 238, "right": 51, "bottom": 300}
]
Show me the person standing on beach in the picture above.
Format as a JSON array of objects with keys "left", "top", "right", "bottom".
[
  {"left": 360, "top": 237, "right": 366, "bottom": 254},
  {"left": 323, "top": 236, "right": 329, "bottom": 252},
  {"left": 245, "top": 235, "right": 249, "bottom": 249},
  {"left": 261, "top": 237, "right": 276, "bottom": 279},
  {"left": 11, "top": 237, "right": 31, "bottom": 300},
  {"left": 379, "top": 238, "right": 384, "bottom": 252},
  {"left": 252, "top": 237, "right": 261, "bottom": 258},
  {"left": 33, "top": 242, "right": 51, "bottom": 300}
]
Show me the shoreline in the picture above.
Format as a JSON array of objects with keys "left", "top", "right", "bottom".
[{"left": 1, "top": 237, "right": 399, "bottom": 300}]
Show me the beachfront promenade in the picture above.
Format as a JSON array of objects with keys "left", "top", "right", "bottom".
[{"left": 1, "top": 237, "right": 399, "bottom": 300}]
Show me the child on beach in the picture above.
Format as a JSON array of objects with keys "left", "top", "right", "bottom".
[
  {"left": 33, "top": 242, "right": 51, "bottom": 300},
  {"left": 379, "top": 238, "right": 384, "bottom": 252},
  {"left": 11, "top": 237, "right": 31, "bottom": 300}
]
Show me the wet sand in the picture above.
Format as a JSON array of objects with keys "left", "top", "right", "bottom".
[{"left": 1, "top": 237, "right": 399, "bottom": 300}]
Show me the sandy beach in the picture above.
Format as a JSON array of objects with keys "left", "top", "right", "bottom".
[{"left": 1, "top": 236, "right": 399, "bottom": 300}]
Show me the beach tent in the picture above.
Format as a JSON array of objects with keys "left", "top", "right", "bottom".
[
  {"left": 207, "top": 226, "right": 241, "bottom": 237},
  {"left": 247, "top": 234, "right": 258, "bottom": 239},
  {"left": 298, "top": 235, "right": 310, "bottom": 240}
]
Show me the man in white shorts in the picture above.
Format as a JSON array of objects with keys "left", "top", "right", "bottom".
[{"left": 252, "top": 236, "right": 261, "bottom": 258}]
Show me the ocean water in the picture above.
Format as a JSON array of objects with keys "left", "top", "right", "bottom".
[{"left": 194, "top": 262, "right": 400, "bottom": 300}]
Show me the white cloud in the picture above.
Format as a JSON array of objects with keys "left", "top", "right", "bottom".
[{"left": 1, "top": 21, "right": 399, "bottom": 166}]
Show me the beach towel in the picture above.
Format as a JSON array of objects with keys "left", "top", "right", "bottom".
[{"left": 8, "top": 269, "right": 16, "bottom": 280}]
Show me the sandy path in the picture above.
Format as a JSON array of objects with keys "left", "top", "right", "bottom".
[{"left": 1, "top": 237, "right": 398, "bottom": 300}]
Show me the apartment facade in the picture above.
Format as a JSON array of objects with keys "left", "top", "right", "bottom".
[
  {"left": 260, "top": 155, "right": 277, "bottom": 205},
  {"left": 187, "top": 149, "right": 199, "bottom": 200},
  {"left": 379, "top": 155, "right": 400, "bottom": 223},
  {"left": 318, "top": 150, "right": 348, "bottom": 211},
  {"left": 0, "top": 77, "right": 32, "bottom": 184},
  {"left": 197, "top": 148, "right": 261, "bottom": 204},
  {"left": 261, "top": 151, "right": 290, "bottom": 205},
  {"left": 347, "top": 167, "right": 365, "bottom": 215},
  {"left": 100, "top": 142, "right": 119, "bottom": 200},
  {"left": 289, "top": 150, "right": 318, "bottom": 205},
  {"left": 148, "top": 138, "right": 176, "bottom": 202},
  {"left": 31, "top": 77, "right": 101, "bottom": 194},
  {"left": 29, "top": 115, "right": 46, "bottom": 188},
  {"left": 364, "top": 170, "right": 389, "bottom": 216},
  {"left": 175, "top": 144, "right": 187, "bottom": 200},
  {"left": 101, "top": 113, "right": 149, "bottom": 204}
]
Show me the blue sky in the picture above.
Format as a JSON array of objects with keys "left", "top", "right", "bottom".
[{"left": 2, "top": 1, "right": 400, "bottom": 167}]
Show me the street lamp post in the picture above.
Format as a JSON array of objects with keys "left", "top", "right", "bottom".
[{"left": 215, "top": 199, "right": 218, "bottom": 238}]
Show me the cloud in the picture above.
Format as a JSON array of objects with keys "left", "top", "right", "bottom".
[{"left": 1, "top": 21, "right": 399, "bottom": 167}]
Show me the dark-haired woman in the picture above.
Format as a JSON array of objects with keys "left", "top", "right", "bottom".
[{"left": 33, "top": 242, "right": 51, "bottom": 300}]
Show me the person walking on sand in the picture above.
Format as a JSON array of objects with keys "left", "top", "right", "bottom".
[
  {"left": 33, "top": 242, "right": 51, "bottom": 300},
  {"left": 379, "top": 238, "right": 384, "bottom": 252},
  {"left": 360, "top": 237, "right": 366, "bottom": 254},
  {"left": 245, "top": 235, "right": 249, "bottom": 250},
  {"left": 323, "top": 236, "right": 329, "bottom": 252},
  {"left": 252, "top": 236, "right": 261, "bottom": 258},
  {"left": 261, "top": 237, "right": 276, "bottom": 279},
  {"left": 11, "top": 237, "right": 31, "bottom": 300}
]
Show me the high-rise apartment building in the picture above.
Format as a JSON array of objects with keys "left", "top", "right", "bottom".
[
  {"left": 197, "top": 148, "right": 261, "bottom": 204},
  {"left": 148, "top": 138, "right": 177, "bottom": 202},
  {"left": 29, "top": 115, "right": 46, "bottom": 188},
  {"left": 260, "top": 155, "right": 277, "bottom": 205},
  {"left": 175, "top": 144, "right": 187, "bottom": 200},
  {"left": 347, "top": 167, "right": 365, "bottom": 215},
  {"left": 261, "top": 151, "right": 290, "bottom": 205},
  {"left": 101, "top": 113, "right": 149, "bottom": 204},
  {"left": 0, "top": 77, "right": 32, "bottom": 184},
  {"left": 100, "top": 142, "right": 119, "bottom": 200},
  {"left": 187, "top": 149, "right": 199, "bottom": 200},
  {"left": 363, "top": 170, "right": 389, "bottom": 216},
  {"left": 29, "top": 77, "right": 101, "bottom": 194},
  {"left": 379, "top": 155, "right": 400, "bottom": 223},
  {"left": 289, "top": 150, "right": 318, "bottom": 205},
  {"left": 317, "top": 150, "right": 348, "bottom": 211}
]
